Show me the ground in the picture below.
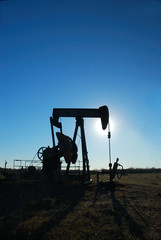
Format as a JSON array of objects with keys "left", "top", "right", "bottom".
[{"left": 0, "top": 172, "right": 161, "bottom": 240}]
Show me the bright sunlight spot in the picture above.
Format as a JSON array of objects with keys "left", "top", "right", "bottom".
[{"left": 94, "top": 118, "right": 116, "bottom": 135}]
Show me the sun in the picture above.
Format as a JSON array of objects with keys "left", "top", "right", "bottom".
[
  {"left": 94, "top": 118, "right": 115, "bottom": 135},
  {"left": 108, "top": 118, "right": 115, "bottom": 132}
]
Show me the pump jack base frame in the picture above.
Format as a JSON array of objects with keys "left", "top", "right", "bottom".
[{"left": 45, "top": 172, "right": 92, "bottom": 185}]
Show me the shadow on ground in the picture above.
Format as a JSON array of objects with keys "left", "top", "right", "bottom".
[{"left": 0, "top": 179, "right": 86, "bottom": 240}]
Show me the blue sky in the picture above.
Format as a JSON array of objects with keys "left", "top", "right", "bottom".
[{"left": 0, "top": 0, "right": 161, "bottom": 169}]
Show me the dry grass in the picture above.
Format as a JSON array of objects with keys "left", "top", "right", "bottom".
[
  {"left": 0, "top": 173, "right": 161, "bottom": 240},
  {"left": 95, "top": 172, "right": 161, "bottom": 187},
  {"left": 119, "top": 173, "right": 161, "bottom": 187}
]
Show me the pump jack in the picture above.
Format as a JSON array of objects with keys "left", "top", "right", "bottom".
[
  {"left": 37, "top": 106, "right": 109, "bottom": 182},
  {"left": 37, "top": 105, "right": 123, "bottom": 184}
]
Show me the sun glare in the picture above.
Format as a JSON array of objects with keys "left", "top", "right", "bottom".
[
  {"left": 109, "top": 118, "right": 115, "bottom": 132},
  {"left": 94, "top": 118, "right": 116, "bottom": 135}
]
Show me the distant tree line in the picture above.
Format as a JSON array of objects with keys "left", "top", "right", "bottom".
[
  {"left": 91, "top": 168, "right": 161, "bottom": 174},
  {"left": 1, "top": 167, "right": 161, "bottom": 175}
]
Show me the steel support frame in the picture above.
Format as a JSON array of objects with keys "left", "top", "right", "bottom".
[{"left": 66, "top": 117, "right": 90, "bottom": 181}]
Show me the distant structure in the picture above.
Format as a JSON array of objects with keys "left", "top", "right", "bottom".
[{"left": 13, "top": 159, "right": 42, "bottom": 170}]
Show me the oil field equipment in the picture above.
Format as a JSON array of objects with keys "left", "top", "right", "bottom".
[
  {"left": 37, "top": 105, "right": 109, "bottom": 182},
  {"left": 37, "top": 105, "right": 123, "bottom": 184},
  {"left": 107, "top": 122, "right": 124, "bottom": 183}
]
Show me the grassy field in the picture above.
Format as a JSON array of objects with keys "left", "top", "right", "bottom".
[
  {"left": 96, "top": 172, "right": 161, "bottom": 187},
  {"left": 0, "top": 172, "right": 161, "bottom": 240}
]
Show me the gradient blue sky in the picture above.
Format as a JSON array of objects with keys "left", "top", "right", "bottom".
[{"left": 0, "top": 0, "right": 161, "bottom": 169}]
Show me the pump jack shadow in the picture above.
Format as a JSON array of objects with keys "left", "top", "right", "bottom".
[
  {"left": 0, "top": 181, "right": 86, "bottom": 240},
  {"left": 93, "top": 183, "right": 146, "bottom": 239},
  {"left": 111, "top": 190, "right": 145, "bottom": 239},
  {"left": 32, "top": 183, "right": 86, "bottom": 239}
]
